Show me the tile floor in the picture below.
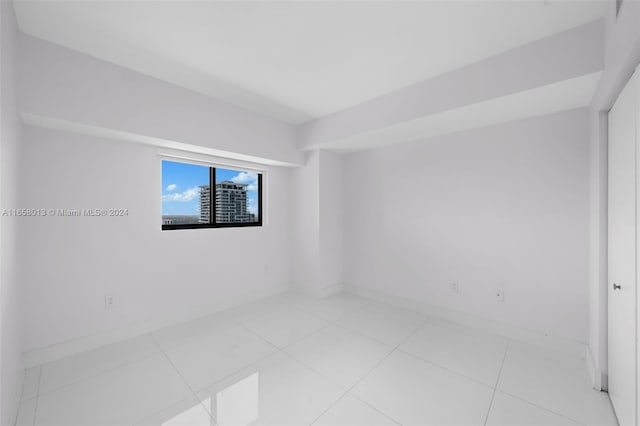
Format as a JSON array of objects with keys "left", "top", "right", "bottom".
[{"left": 14, "top": 293, "right": 617, "bottom": 426}]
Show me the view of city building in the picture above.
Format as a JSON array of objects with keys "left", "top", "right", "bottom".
[
  {"left": 198, "top": 181, "right": 255, "bottom": 223},
  {"left": 162, "top": 161, "right": 259, "bottom": 226},
  {"left": 198, "top": 185, "right": 210, "bottom": 223}
]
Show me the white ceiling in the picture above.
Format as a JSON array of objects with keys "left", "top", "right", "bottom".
[{"left": 14, "top": 1, "right": 606, "bottom": 124}]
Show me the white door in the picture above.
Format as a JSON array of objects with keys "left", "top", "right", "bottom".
[{"left": 608, "top": 70, "right": 638, "bottom": 426}]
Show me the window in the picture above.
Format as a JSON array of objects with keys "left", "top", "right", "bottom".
[{"left": 161, "top": 160, "right": 262, "bottom": 230}]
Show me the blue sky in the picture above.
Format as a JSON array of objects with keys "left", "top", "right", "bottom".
[{"left": 162, "top": 160, "right": 259, "bottom": 216}]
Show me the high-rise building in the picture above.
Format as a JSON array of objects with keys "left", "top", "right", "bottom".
[
  {"left": 216, "top": 181, "right": 250, "bottom": 223},
  {"left": 198, "top": 185, "right": 210, "bottom": 223},
  {"left": 198, "top": 181, "right": 250, "bottom": 223}
]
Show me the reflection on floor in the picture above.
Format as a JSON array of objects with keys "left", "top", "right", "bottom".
[{"left": 15, "top": 293, "right": 617, "bottom": 426}]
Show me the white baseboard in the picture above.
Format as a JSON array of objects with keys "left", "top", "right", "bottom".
[
  {"left": 344, "top": 284, "right": 588, "bottom": 358},
  {"left": 291, "top": 282, "right": 344, "bottom": 299},
  {"left": 22, "top": 283, "right": 290, "bottom": 368}
]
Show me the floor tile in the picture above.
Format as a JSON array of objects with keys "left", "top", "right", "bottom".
[
  {"left": 39, "top": 334, "right": 161, "bottom": 395},
  {"left": 14, "top": 398, "right": 37, "bottom": 426},
  {"left": 224, "top": 296, "right": 293, "bottom": 322},
  {"left": 399, "top": 319, "right": 508, "bottom": 386},
  {"left": 134, "top": 395, "right": 215, "bottom": 426},
  {"left": 497, "top": 341, "right": 616, "bottom": 426},
  {"left": 335, "top": 302, "right": 425, "bottom": 347},
  {"left": 286, "top": 293, "right": 372, "bottom": 321},
  {"left": 486, "top": 391, "right": 580, "bottom": 426},
  {"left": 197, "top": 352, "right": 344, "bottom": 426},
  {"left": 351, "top": 350, "right": 494, "bottom": 426},
  {"left": 35, "top": 354, "right": 193, "bottom": 426},
  {"left": 21, "top": 367, "right": 40, "bottom": 400},
  {"left": 152, "top": 311, "right": 236, "bottom": 349},
  {"left": 313, "top": 394, "right": 399, "bottom": 426},
  {"left": 235, "top": 302, "right": 328, "bottom": 349},
  {"left": 19, "top": 294, "right": 617, "bottom": 426},
  {"left": 285, "top": 325, "right": 394, "bottom": 389},
  {"left": 157, "top": 320, "right": 277, "bottom": 392}
]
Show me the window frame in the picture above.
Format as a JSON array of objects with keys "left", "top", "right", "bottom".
[{"left": 162, "top": 163, "right": 263, "bottom": 231}]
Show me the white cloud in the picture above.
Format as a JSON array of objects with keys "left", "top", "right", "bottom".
[
  {"left": 165, "top": 184, "right": 177, "bottom": 191},
  {"left": 162, "top": 186, "right": 201, "bottom": 202},
  {"left": 230, "top": 171, "right": 258, "bottom": 192},
  {"left": 231, "top": 172, "right": 257, "bottom": 185}
]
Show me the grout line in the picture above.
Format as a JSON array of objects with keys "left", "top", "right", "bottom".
[
  {"left": 232, "top": 295, "right": 415, "bottom": 426},
  {"left": 234, "top": 295, "right": 393, "bottom": 356},
  {"left": 303, "top": 312, "right": 412, "bottom": 426},
  {"left": 232, "top": 321, "right": 283, "bottom": 352},
  {"left": 148, "top": 333, "right": 218, "bottom": 425},
  {"left": 344, "top": 317, "right": 426, "bottom": 395},
  {"left": 234, "top": 317, "right": 360, "bottom": 396},
  {"left": 31, "top": 366, "right": 42, "bottom": 426},
  {"left": 492, "top": 339, "right": 510, "bottom": 390},
  {"left": 308, "top": 391, "right": 349, "bottom": 426},
  {"left": 483, "top": 339, "right": 511, "bottom": 426},
  {"left": 305, "top": 327, "right": 404, "bottom": 426},
  {"left": 229, "top": 297, "right": 334, "bottom": 352},
  {"left": 347, "top": 392, "right": 404, "bottom": 426},
  {"left": 18, "top": 369, "right": 28, "bottom": 402},
  {"left": 318, "top": 317, "right": 426, "bottom": 426},
  {"left": 27, "top": 293, "right": 592, "bottom": 426},
  {"left": 278, "top": 348, "right": 349, "bottom": 390},
  {"left": 146, "top": 320, "right": 283, "bottom": 422},
  {"left": 235, "top": 299, "right": 421, "bottom": 420},
  {"left": 395, "top": 348, "right": 496, "bottom": 390},
  {"left": 494, "top": 390, "right": 586, "bottom": 425},
  {"left": 279, "top": 293, "right": 372, "bottom": 318},
  {"left": 13, "top": 368, "right": 30, "bottom": 426},
  {"left": 277, "top": 298, "right": 363, "bottom": 327},
  {"left": 328, "top": 321, "right": 399, "bottom": 348},
  {"left": 278, "top": 294, "right": 428, "bottom": 354},
  {"left": 192, "top": 348, "right": 277, "bottom": 394},
  {"left": 31, "top": 334, "right": 162, "bottom": 399},
  {"left": 144, "top": 293, "right": 372, "bottom": 411},
  {"left": 344, "top": 347, "right": 396, "bottom": 393},
  {"left": 36, "top": 366, "right": 42, "bottom": 398},
  {"left": 9, "top": 295, "right": 386, "bottom": 425},
  {"left": 327, "top": 306, "right": 428, "bottom": 350}
]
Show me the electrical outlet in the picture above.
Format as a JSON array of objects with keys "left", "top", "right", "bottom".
[
  {"left": 450, "top": 281, "right": 459, "bottom": 294},
  {"left": 495, "top": 290, "right": 505, "bottom": 302},
  {"left": 104, "top": 295, "right": 115, "bottom": 310}
]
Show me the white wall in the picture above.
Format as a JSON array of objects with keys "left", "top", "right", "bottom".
[
  {"left": 318, "top": 151, "right": 343, "bottom": 294},
  {"left": 291, "top": 150, "right": 321, "bottom": 295},
  {"left": 588, "top": 0, "right": 640, "bottom": 389},
  {"left": 0, "top": 1, "right": 24, "bottom": 424},
  {"left": 291, "top": 150, "right": 343, "bottom": 297},
  {"left": 343, "top": 108, "right": 590, "bottom": 343},
  {"left": 17, "top": 34, "right": 304, "bottom": 167},
  {"left": 19, "top": 125, "right": 292, "bottom": 355}
]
